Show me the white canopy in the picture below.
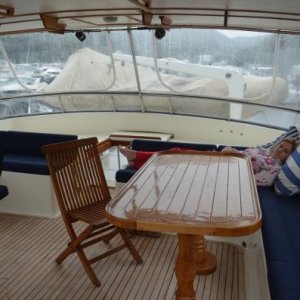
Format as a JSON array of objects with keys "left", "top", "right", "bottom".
[{"left": 40, "top": 47, "right": 288, "bottom": 116}]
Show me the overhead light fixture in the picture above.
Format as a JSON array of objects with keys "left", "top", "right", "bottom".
[
  {"left": 154, "top": 16, "right": 172, "bottom": 40},
  {"left": 155, "top": 28, "right": 166, "bottom": 40},
  {"left": 103, "top": 16, "right": 118, "bottom": 23},
  {"left": 75, "top": 31, "right": 86, "bottom": 42}
]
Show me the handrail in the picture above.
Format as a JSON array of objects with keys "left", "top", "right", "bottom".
[{"left": 0, "top": 91, "right": 299, "bottom": 113}]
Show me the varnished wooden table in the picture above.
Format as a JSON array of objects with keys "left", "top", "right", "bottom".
[{"left": 106, "top": 150, "right": 262, "bottom": 300}]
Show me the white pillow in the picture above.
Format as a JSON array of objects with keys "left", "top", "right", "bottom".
[{"left": 274, "top": 144, "right": 300, "bottom": 196}]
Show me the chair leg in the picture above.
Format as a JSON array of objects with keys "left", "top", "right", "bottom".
[
  {"left": 118, "top": 228, "right": 143, "bottom": 263},
  {"left": 56, "top": 238, "right": 101, "bottom": 286},
  {"left": 56, "top": 226, "right": 93, "bottom": 263},
  {"left": 77, "top": 248, "right": 101, "bottom": 287}
]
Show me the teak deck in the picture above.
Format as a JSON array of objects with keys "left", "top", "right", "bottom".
[{"left": 0, "top": 213, "right": 245, "bottom": 300}]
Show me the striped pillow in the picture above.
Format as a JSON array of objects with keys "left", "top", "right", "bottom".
[
  {"left": 261, "top": 126, "right": 300, "bottom": 150},
  {"left": 274, "top": 144, "right": 300, "bottom": 196}
]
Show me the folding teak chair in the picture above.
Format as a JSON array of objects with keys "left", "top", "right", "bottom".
[{"left": 43, "top": 137, "right": 142, "bottom": 286}]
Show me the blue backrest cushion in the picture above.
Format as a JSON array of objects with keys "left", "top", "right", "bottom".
[
  {"left": 5, "top": 131, "right": 78, "bottom": 156},
  {"left": 131, "top": 139, "right": 217, "bottom": 152},
  {"left": 0, "top": 131, "right": 6, "bottom": 175},
  {"left": 0, "top": 185, "right": 8, "bottom": 200},
  {"left": 217, "top": 145, "right": 247, "bottom": 151},
  {"left": 274, "top": 144, "right": 300, "bottom": 196}
]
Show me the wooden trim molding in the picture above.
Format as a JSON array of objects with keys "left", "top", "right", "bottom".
[{"left": 40, "top": 14, "right": 66, "bottom": 32}]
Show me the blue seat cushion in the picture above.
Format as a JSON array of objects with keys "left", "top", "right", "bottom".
[
  {"left": 257, "top": 186, "right": 300, "bottom": 300},
  {"left": 115, "top": 167, "right": 137, "bottom": 183},
  {"left": 268, "top": 262, "right": 300, "bottom": 300},
  {"left": 0, "top": 185, "right": 8, "bottom": 200},
  {"left": 3, "top": 153, "right": 50, "bottom": 175},
  {"left": 2, "top": 131, "right": 78, "bottom": 175}
]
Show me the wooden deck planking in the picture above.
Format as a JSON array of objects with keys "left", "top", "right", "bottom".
[{"left": 0, "top": 213, "right": 245, "bottom": 300}]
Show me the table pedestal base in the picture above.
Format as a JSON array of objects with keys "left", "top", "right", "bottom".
[
  {"left": 175, "top": 234, "right": 217, "bottom": 300},
  {"left": 193, "top": 235, "right": 217, "bottom": 275}
]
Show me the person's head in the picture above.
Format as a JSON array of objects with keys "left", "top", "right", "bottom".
[{"left": 271, "top": 138, "right": 297, "bottom": 163}]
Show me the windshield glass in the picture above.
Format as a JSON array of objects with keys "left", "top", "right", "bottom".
[{"left": 0, "top": 29, "right": 299, "bottom": 128}]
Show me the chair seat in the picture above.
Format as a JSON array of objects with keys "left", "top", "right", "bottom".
[{"left": 69, "top": 201, "right": 108, "bottom": 224}]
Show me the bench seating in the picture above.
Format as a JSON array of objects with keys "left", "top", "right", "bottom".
[
  {"left": 0, "top": 131, "right": 8, "bottom": 200},
  {"left": 0, "top": 185, "right": 9, "bottom": 200},
  {"left": 258, "top": 187, "right": 300, "bottom": 300},
  {"left": 0, "top": 131, "right": 78, "bottom": 217},
  {"left": 2, "top": 131, "right": 78, "bottom": 175},
  {"left": 115, "top": 139, "right": 300, "bottom": 300}
]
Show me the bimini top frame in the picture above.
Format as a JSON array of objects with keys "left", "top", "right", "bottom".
[{"left": 1, "top": 0, "right": 300, "bottom": 35}]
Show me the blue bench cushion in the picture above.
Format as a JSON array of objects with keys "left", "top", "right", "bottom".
[
  {"left": 3, "top": 154, "right": 50, "bottom": 175},
  {"left": 2, "top": 131, "right": 78, "bottom": 175},
  {"left": 258, "top": 186, "right": 300, "bottom": 300},
  {"left": 0, "top": 185, "right": 8, "bottom": 200},
  {"left": 115, "top": 167, "right": 137, "bottom": 183},
  {"left": 131, "top": 139, "right": 218, "bottom": 152},
  {"left": 0, "top": 131, "right": 6, "bottom": 176},
  {"left": 217, "top": 145, "right": 247, "bottom": 151}
]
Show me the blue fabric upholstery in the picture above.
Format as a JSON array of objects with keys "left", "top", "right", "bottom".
[
  {"left": 115, "top": 166, "right": 137, "bottom": 183},
  {"left": 116, "top": 139, "right": 218, "bottom": 183},
  {"left": 0, "top": 185, "right": 9, "bottom": 200},
  {"left": 131, "top": 139, "right": 218, "bottom": 152},
  {"left": 0, "top": 132, "right": 8, "bottom": 199},
  {"left": 4, "top": 131, "right": 78, "bottom": 156},
  {"left": 217, "top": 145, "right": 247, "bottom": 151},
  {"left": 2, "top": 131, "right": 78, "bottom": 175},
  {"left": 3, "top": 154, "right": 50, "bottom": 175},
  {"left": 258, "top": 186, "right": 300, "bottom": 300},
  {"left": 0, "top": 131, "right": 6, "bottom": 176}
]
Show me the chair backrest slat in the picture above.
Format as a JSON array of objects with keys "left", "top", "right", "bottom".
[{"left": 43, "top": 137, "right": 111, "bottom": 214}]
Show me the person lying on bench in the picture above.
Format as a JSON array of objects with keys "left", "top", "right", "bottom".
[{"left": 119, "top": 138, "right": 297, "bottom": 187}]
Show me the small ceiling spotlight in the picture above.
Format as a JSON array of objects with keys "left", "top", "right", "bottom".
[
  {"left": 155, "top": 28, "right": 166, "bottom": 40},
  {"left": 103, "top": 16, "right": 118, "bottom": 23},
  {"left": 75, "top": 31, "right": 86, "bottom": 42}
]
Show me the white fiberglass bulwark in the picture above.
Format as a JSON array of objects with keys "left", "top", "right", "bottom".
[{"left": 0, "top": 28, "right": 299, "bottom": 129}]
